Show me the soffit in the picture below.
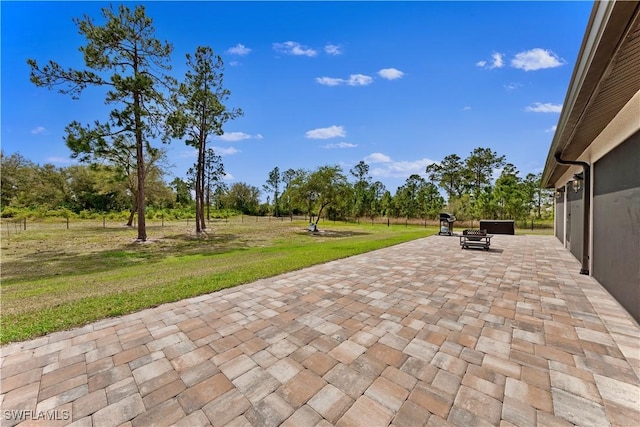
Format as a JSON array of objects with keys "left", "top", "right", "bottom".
[{"left": 542, "top": 1, "right": 640, "bottom": 187}]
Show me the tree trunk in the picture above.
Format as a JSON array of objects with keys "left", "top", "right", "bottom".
[
  {"left": 135, "top": 136, "right": 146, "bottom": 240},
  {"left": 133, "top": 47, "right": 146, "bottom": 241},
  {"left": 194, "top": 146, "right": 203, "bottom": 233},
  {"left": 206, "top": 174, "right": 211, "bottom": 221},
  {"left": 127, "top": 199, "right": 137, "bottom": 227},
  {"left": 195, "top": 93, "right": 207, "bottom": 233},
  {"left": 274, "top": 191, "right": 279, "bottom": 217},
  {"left": 315, "top": 203, "right": 329, "bottom": 225},
  {"left": 199, "top": 156, "right": 206, "bottom": 231},
  {"left": 134, "top": 103, "right": 147, "bottom": 242}
]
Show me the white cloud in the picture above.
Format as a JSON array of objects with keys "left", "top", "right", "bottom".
[
  {"left": 504, "top": 82, "right": 522, "bottom": 90},
  {"left": 490, "top": 52, "right": 504, "bottom": 68},
  {"left": 325, "top": 44, "right": 342, "bottom": 55},
  {"left": 273, "top": 41, "right": 317, "bottom": 57},
  {"left": 226, "top": 43, "right": 251, "bottom": 56},
  {"left": 364, "top": 153, "right": 392, "bottom": 163},
  {"left": 463, "top": 106, "right": 472, "bottom": 111},
  {"left": 322, "top": 142, "right": 357, "bottom": 149},
  {"left": 364, "top": 153, "right": 436, "bottom": 179},
  {"left": 46, "top": 156, "right": 74, "bottom": 164},
  {"left": 545, "top": 125, "right": 558, "bottom": 133},
  {"left": 216, "top": 132, "right": 255, "bottom": 142},
  {"left": 229, "top": 61, "right": 240, "bottom": 67},
  {"left": 494, "top": 53, "right": 505, "bottom": 67},
  {"left": 213, "top": 146, "right": 240, "bottom": 156},
  {"left": 476, "top": 52, "right": 504, "bottom": 69},
  {"left": 526, "top": 102, "right": 562, "bottom": 113},
  {"left": 31, "top": 126, "right": 48, "bottom": 135},
  {"left": 305, "top": 125, "right": 346, "bottom": 139},
  {"left": 315, "top": 74, "right": 373, "bottom": 86},
  {"left": 315, "top": 76, "right": 344, "bottom": 86},
  {"left": 511, "top": 48, "right": 565, "bottom": 71},
  {"left": 347, "top": 74, "right": 373, "bottom": 86},
  {"left": 378, "top": 68, "right": 405, "bottom": 80}
]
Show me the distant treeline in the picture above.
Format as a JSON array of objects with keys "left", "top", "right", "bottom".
[{"left": 1, "top": 147, "right": 553, "bottom": 223}]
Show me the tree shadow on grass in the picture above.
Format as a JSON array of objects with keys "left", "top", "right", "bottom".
[
  {"left": 298, "top": 230, "right": 371, "bottom": 238},
  {"left": 1, "top": 232, "right": 247, "bottom": 283}
]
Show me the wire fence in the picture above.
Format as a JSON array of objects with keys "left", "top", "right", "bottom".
[{"left": 1, "top": 214, "right": 552, "bottom": 238}]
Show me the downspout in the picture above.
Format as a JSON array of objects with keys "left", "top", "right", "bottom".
[{"left": 554, "top": 153, "right": 591, "bottom": 275}]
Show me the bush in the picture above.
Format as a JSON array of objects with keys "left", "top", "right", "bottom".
[
  {"left": 78, "top": 210, "right": 101, "bottom": 219},
  {"left": 106, "top": 211, "right": 131, "bottom": 221},
  {"left": 1, "top": 206, "right": 24, "bottom": 218},
  {"left": 0, "top": 207, "right": 246, "bottom": 223},
  {"left": 209, "top": 208, "right": 241, "bottom": 219},
  {"left": 45, "top": 208, "right": 76, "bottom": 219}
]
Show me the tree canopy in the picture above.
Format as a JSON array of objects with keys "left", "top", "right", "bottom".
[
  {"left": 167, "top": 46, "right": 242, "bottom": 233},
  {"left": 28, "top": 4, "right": 175, "bottom": 240}
]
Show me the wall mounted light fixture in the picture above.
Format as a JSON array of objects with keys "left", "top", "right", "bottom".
[
  {"left": 556, "top": 187, "right": 565, "bottom": 198},
  {"left": 572, "top": 172, "right": 584, "bottom": 192}
]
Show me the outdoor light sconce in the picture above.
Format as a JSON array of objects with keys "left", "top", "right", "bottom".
[
  {"left": 572, "top": 172, "right": 584, "bottom": 192},
  {"left": 556, "top": 187, "right": 565, "bottom": 198}
]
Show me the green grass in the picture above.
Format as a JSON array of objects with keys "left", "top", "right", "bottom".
[{"left": 1, "top": 218, "right": 435, "bottom": 343}]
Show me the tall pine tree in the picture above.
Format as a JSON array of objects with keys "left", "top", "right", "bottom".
[{"left": 28, "top": 5, "right": 174, "bottom": 241}]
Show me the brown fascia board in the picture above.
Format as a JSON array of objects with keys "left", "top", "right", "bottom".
[{"left": 541, "top": 0, "right": 640, "bottom": 188}]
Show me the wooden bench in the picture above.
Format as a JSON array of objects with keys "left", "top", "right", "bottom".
[{"left": 460, "top": 229, "right": 493, "bottom": 250}]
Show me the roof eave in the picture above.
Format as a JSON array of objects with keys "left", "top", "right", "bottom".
[{"left": 541, "top": 0, "right": 623, "bottom": 188}]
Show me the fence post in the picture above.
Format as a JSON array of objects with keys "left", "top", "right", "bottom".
[
  {"left": 24, "top": 217, "right": 27, "bottom": 231},
  {"left": 103, "top": 215, "right": 106, "bottom": 229},
  {"left": 67, "top": 217, "right": 70, "bottom": 229}
]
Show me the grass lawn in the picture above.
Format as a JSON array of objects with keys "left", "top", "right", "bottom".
[{"left": 0, "top": 217, "right": 436, "bottom": 344}]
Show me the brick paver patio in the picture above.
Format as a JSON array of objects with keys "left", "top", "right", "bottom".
[{"left": 1, "top": 234, "right": 639, "bottom": 426}]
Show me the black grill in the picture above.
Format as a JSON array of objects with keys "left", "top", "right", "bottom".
[{"left": 438, "top": 213, "right": 456, "bottom": 236}]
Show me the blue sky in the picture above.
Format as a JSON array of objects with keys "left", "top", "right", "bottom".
[{"left": 2, "top": 1, "right": 594, "bottom": 196}]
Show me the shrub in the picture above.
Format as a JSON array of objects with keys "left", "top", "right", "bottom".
[{"left": 1, "top": 206, "right": 23, "bottom": 218}]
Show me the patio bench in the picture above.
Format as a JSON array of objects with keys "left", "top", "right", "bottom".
[{"left": 460, "top": 229, "right": 492, "bottom": 250}]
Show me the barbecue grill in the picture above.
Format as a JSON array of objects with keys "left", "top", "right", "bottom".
[{"left": 438, "top": 212, "right": 456, "bottom": 236}]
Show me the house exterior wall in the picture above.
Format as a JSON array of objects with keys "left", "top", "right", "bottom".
[
  {"left": 555, "top": 192, "right": 565, "bottom": 242},
  {"left": 542, "top": 3, "right": 640, "bottom": 323},
  {"left": 592, "top": 131, "right": 640, "bottom": 321},
  {"left": 566, "top": 184, "right": 584, "bottom": 261}
]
